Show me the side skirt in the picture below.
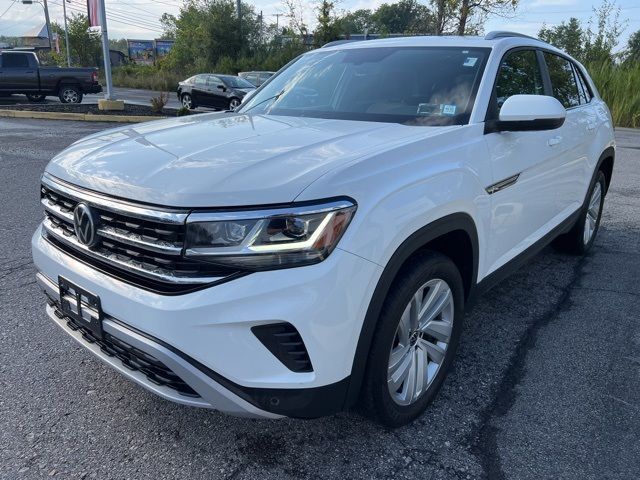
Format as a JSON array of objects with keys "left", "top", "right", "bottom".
[{"left": 468, "top": 208, "right": 581, "bottom": 306}]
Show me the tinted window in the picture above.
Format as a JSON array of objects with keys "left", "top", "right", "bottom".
[
  {"left": 194, "top": 75, "right": 207, "bottom": 86},
  {"left": 222, "top": 76, "right": 255, "bottom": 89},
  {"left": 544, "top": 52, "right": 580, "bottom": 108},
  {"left": 2, "top": 53, "right": 30, "bottom": 68},
  {"left": 573, "top": 64, "right": 592, "bottom": 104},
  {"left": 495, "top": 50, "right": 544, "bottom": 109},
  {"left": 239, "top": 47, "right": 490, "bottom": 126},
  {"left": 207, "top": 75, "right": 224, "bottom": 88}
]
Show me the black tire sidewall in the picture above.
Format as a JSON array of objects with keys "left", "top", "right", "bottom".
[
  {"left": 580, "top": 171, "right": 606, "bottom": 251},
  {"left": 363, "top": 251, "right": 465, "bottom": 427}
]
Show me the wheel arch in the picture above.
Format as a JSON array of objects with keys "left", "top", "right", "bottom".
[
  {"left": 597, "top": 146, "right": 615, "bottom": 194},
  {"left": 345, "top": 212, "right": 479, "bottom": 408},
  {"left": 56, "top": 79, "right": 82, "bottom": 93}
]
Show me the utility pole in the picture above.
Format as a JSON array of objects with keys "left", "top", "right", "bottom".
[
  {"left": 62, "top": 0, "right": 70, "bottom": 66},
  {"left": 236, "top": 0, "right": 242, "bottom": 49},
  {"left": 97, "top": 0, "right": 113, "bottom": 100},
  {"left": 273, "top": 13, "right": 284, "bottom": 32},
  {"left": 42, "top": 0, "right": 52, "bottom": 51},
  {"left": 21, "top": 0, "right": 52, "bottom": 51}
]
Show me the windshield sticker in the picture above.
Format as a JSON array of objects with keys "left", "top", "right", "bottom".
[
  {"left": 417, "top": 103, "right": 441, "bottom": 115},
  {"left": 442, "top": 104, "right": 457, "bottom": 115},
  {"left": 463, "top": 57, "right": 478, "bottom": 67}
]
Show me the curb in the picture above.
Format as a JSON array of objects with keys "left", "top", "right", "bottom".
[{"left": 0, "top": 109, "right": 166, "bottom": 123}]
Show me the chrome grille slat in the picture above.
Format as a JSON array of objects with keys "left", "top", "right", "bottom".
[
  {"left": 39, "top": 175, "right": 238, "bottom": 290},
  {"left": 42, "top": 217, "right": 220, "bottom": 284},
  {"left": 41, "top": 172, "right": 189, "bottom": 225}
]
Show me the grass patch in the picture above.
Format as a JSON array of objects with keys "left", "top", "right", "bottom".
[{"left": 587, "top": 62, "right": 640, "bottom": 128}]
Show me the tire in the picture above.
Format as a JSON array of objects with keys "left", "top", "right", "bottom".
[
  {"left": 26, "top": 94, "right": 46, "bottom": 102},
  {"left": 58, "top": 85, "right": 83, "bottom": 104},
  {"left": 228, "top": 97, "right": 241, "bottom": 110},
  {"left": 552, "top": 171, "right": 606, "bottom": 255},
  {"left": 181, "top": 93, "right": 195, "bottom": 110},
  {"left": 360, "top": 251, "right": 465, "bottom": 427}
]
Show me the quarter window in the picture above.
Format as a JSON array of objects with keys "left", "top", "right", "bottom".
[
  {"left": 494, "top": 50, "right": 544, "bottom": 109},
  {"left": 573, "top": 64, "right": 592, "bottom": 104},
  {"left": 543, "top": 52, "right": 580, "bottom": 109}
]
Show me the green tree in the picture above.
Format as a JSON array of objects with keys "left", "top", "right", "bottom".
[
  {"left": 51, "top": 14, "right": 101, "bottom": 67},
  {"left": 583, "top": 0, "right": 626, "bottom": 64},
  {"left": 314, "top": 0, "right": 341, "bottom": 46},
  {"left": 372, "top": 0, "right": 434, "bottom": 34},
  {"left": 623, "top": 30, "right": 640, "bottom": 64},
  {"left": 337, "top": 9, "right": 374, "bottom": 35},
  {"left": 539, "top": 17, "right": 584, "bottom": 60}
]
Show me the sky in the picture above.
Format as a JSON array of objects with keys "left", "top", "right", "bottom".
[{"left": 0, "top": 0, "right": 638, "bottom": 51}]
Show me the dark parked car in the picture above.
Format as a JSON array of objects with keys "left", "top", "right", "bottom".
[
  {"left": 238, "top": 71, "right": 275, "bottom": 87},
  {"left": 0, "top": 51, "right": 102, "bottom": 103},
  {"left": 177, "top": 74, "right": 256, "bottom": 110}
]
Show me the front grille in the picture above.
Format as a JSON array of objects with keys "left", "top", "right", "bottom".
[
  {"left": 52, "top": 304, "right": 199, "bottom": 398},
  {"left": 40, "top": 174, "right": 239, "bottom": 293}
]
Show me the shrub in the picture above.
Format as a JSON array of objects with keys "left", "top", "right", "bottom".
[
  {"left": 150, "top": 92, "right": 168, "bottom": 113},
  {"left": 177, "top": 106, "right": 192, "bottom": 117}
]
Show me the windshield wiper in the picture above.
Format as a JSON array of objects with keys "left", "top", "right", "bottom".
[{"left": 240, "top": 89, "right": 285, "bottom": 113}]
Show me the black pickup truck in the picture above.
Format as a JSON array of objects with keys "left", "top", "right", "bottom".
[{"left": 0, "top": 51, "right": 102, "bottom": 103}]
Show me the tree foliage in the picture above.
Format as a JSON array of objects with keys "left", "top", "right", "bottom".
[
  {"left": 539, "top": 1, "right": 627, "bottom": 65},
  {"left": 51, "top": 14, "right": 101, "bottom": 67}
]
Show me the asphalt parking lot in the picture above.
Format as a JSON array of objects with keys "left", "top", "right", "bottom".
[{"left": 1, "top": 118, "right": 638, "bottom": 480}]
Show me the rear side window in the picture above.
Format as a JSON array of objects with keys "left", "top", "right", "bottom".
[
  {"left": 573, "top": 64, "right": 592, "bottom": 104},
  {"left": 1, "top": 53, "right": 30, "bottom": 68},
  {"left": 543, "top": 52, "right": 580, "bottom": 109},
  {"left": 495, "top": 50, "right": 544, "bottom": 109},
  {"left": 194, "top": 75, "right": 207, "bottom": 86}
]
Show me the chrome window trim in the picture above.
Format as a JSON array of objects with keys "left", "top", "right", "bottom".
[{"left": 42, "top": 172, "right": 189, "bottom": 225}]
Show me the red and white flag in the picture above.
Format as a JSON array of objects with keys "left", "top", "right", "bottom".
[{"left": 87, "top": 0, "right": 101, "bottom": 27}]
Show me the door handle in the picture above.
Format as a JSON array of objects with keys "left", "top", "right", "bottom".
[{"left": 547, "top": 136, "right": 562, "bottom": 146}]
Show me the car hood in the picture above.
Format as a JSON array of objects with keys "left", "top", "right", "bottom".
[{"left": 46, "top": 113, "right": 454, "bottom": 207}]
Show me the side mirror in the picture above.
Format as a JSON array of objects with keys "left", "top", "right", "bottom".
[
  {"left": 217, "top": 84, "right": 226, "bottom": 92},
  {"left": 488, "top": 94, "right": 566, "bottom": 133}
]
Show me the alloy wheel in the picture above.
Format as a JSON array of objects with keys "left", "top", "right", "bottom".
[
  {"left": 182, "top": 95, "right": 193, "bottom": 109},
  {"left": 229, "top": 98, "right": 241, "bottom": 110},
  {"left": 583, "top": 182, "right": 602, "bottom": 245},
  {"left": 387, "top": 278, "right": 454, "bottom": 406},
  {"left": 62, "top": 88, "right": 79, "bottom": 103}
]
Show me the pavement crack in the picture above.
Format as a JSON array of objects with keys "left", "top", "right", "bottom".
[{"left": 469, "top": 254, "right": 589, "bottom": 480}]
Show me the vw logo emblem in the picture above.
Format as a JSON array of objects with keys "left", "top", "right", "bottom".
[{"left": 73, "top": 203, "right": 99, "bottom": 247}]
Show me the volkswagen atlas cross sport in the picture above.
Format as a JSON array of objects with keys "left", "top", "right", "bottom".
[{"left": 32, "top": 32, "right": 615, "bottom": 427}]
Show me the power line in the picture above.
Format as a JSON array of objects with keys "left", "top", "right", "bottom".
[{"left": 0, "top": 1, "right": 17, "bottom": 21}]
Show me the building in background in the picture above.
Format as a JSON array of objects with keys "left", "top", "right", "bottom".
[{"left": 127, "top": 39, "right": 155, "bottom": 65}]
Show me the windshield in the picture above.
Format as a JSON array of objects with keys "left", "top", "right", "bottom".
[
  {"left": 238, "top": 46, "right": 489, "bottom": 125},
  {"left": 223, "top": 76, "right": 255, "bottom": 89}
]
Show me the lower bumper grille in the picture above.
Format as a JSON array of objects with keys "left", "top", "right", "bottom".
[{"left": 51, "top": 303, "right": 199, "bottom": 399}]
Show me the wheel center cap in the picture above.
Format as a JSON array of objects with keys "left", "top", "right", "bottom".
[{"left": 409, "top": 331, "right": 419, "bottom": 346}]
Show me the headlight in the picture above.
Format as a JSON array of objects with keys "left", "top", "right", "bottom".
[{"left": 184, "top": 199, "right": 356, "bottom": 269}]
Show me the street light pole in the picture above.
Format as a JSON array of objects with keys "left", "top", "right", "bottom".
[
  {"left": 62, "top": 0, "right": 71, "bottom": 66},
  {"left": 97, "top": 0, "right": 113, "bottom": 100}
]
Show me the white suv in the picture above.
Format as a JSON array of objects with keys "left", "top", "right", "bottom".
[{"left": 32, "top": 32, "right": 615, "bottom": 427}]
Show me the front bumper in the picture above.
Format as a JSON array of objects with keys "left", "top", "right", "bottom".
[{"left": 32, "top": 226, "right": 382, "bottom": 418}]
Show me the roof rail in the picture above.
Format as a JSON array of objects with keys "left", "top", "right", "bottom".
[{"left": 484, "top": 31, "right": 539, "bottom": 41}]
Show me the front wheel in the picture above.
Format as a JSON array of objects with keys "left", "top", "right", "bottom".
[
  {"left": 228, "top": 97, "right": 241, "bottom": 110},
  {"left": 553, "top": 171, "right": 606, "bottom": 254},
  {"left": 26, "top": 94, "right": 46, "bottom": 102},
  {"left": 361, "top": 251, "right": 465, "bottom": 427},
  {"left": 58, "top": 85, "right": 83, "bottom": 104}
]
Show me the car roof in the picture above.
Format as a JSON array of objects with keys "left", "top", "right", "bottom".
[{"left": 320, "top": 32, "right": 555, "bottom": 52}]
